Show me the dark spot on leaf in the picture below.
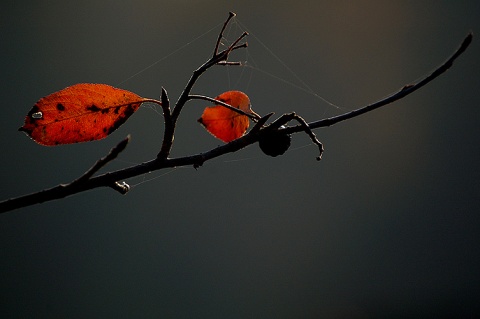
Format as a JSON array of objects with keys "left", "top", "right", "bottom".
[
  {"left": 101, "top": 108, "right": 109, "bottom": 114},
  {"left": 106, "top": 104, "right": 138, "bottom": 135},
  {"left": 123, "top": 104, "right": 136, "bottom": 118},
  {"left": 56, "top": 103, "right": 65, "bottom": 111},
  {"left": 114, "top": 106, "right": 121, "bottom": 114},
  {"left": 87, "top": 104, "right": 101, "bottom": 112}
]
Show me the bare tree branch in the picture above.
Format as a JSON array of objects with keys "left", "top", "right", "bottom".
[
  {"left": 0, "top": 15, "right": 472, "bottom": 214},
  {"left": 283, "top": 32, "right": 473, "bottom": 134}
]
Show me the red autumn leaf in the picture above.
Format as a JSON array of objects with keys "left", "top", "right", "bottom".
[
  {"left": 19, "top": 83, "right": 147, "bottom": 146},
  {"left": 198, "top": 90, "right": 257, "bottom": 143}
]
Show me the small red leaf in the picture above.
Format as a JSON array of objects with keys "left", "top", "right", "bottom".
[
  {"left": 19, "top": 83, "right": 146, "bottom": 146},
  {"left": 198, "top": 91, "right": 255, "bottom": 142}
]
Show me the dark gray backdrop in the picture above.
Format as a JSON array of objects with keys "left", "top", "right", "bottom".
[{"left": 1, "top": 1, "right": 479, "bottom": 317}]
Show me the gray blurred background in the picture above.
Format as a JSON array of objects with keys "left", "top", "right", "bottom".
[{"left": 1, "top": 1, "right": 479, "bottom": 317}]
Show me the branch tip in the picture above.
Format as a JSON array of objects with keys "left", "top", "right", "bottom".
[
  {"left": 214, "top": 12, "right": 237, "bottom": 55},
  {"left": 117, "top": 134, "right": 131, "bottom": 152},
  {"left": 464, "top": 32, "right": 473, "bottom": 47},
  {"left": 161, "top": 87, "right": 169, "bottom": 102},
  {"left": 160, "top": 87, "right": 171, "bottom": 115}
]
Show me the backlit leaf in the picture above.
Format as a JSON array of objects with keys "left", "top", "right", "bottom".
[
  {"left": 198, "top": 91, "right": 255, "bottom": 142},
  {"left": 19, "top": 83, "right": 147, "bottom": 146}
]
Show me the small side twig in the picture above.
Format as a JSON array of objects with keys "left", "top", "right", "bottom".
[
  {"left": 171, "top": 12, "right": 247, "bottom": 124},
  {"left": 219, "top": 32, "right": 248, "bottom": 58},
  {"left": 158, "top": 87, "right": 174, "bottom": 158},
  {"left": 159, "top": 12, "right": 247, "bottom": 159},
  {"left": 269, "top": 113, "right": 324, "bottom": 160},
  {"left": 214, "top": 12, "right": 236, "bottom": 56},
  {"left": 188, "top": 94, "right": 261, "bottom": 121},
  {"left": 69, "top": 135, "right": 131, "bottom": 188}
]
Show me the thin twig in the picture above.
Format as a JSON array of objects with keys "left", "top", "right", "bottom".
[
  {"left": 69, "top": 135, "right": 131, "bottom": 187},
  {"left": 158, "top": 87, "right": 174, "bottom": 159},
  {"left": 172, "top": 13, "right": 247, "bottom": 124},
  {"left": 283, "top": 32, "right": 474, "bottom": 134},
  {"left": 219, "top": 32, "right": 249, "bottom": 58},
  {"left": 164, "top": 12, "right": 246, "bottom": 159},
  {"left": 217, "top": 61, "right": 243, "bottom": 66},
  {"left": 188, "top": 94, "right": 261, "bottom": 121},
  {"left": 214, "top": 12, "right": 236, "bottom": 56},
  {"left": 269, "top": 113, "right": 324, "bottom": 160},
  {"left": 109, "top": 181, "right": 130, "bottom": 194}
]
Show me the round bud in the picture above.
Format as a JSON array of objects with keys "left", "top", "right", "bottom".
[{"left": 258, "top": 130, "right": 292, "bottom": 157}]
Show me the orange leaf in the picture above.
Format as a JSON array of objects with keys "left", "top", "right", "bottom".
[
  {"left": 198, "top": 91, "right": 255, "bottom": 143},
  {"left": 19, "top": 83, "right": 146, "bottom": 146}
]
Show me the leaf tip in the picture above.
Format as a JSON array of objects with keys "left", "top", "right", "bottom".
[{"left": 18, "top": 124, "right": 32, "bottom": 135}]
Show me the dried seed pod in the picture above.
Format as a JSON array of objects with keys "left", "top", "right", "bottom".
[{"left": 258, "top": 130, "right": 292, "bottom": 157}]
